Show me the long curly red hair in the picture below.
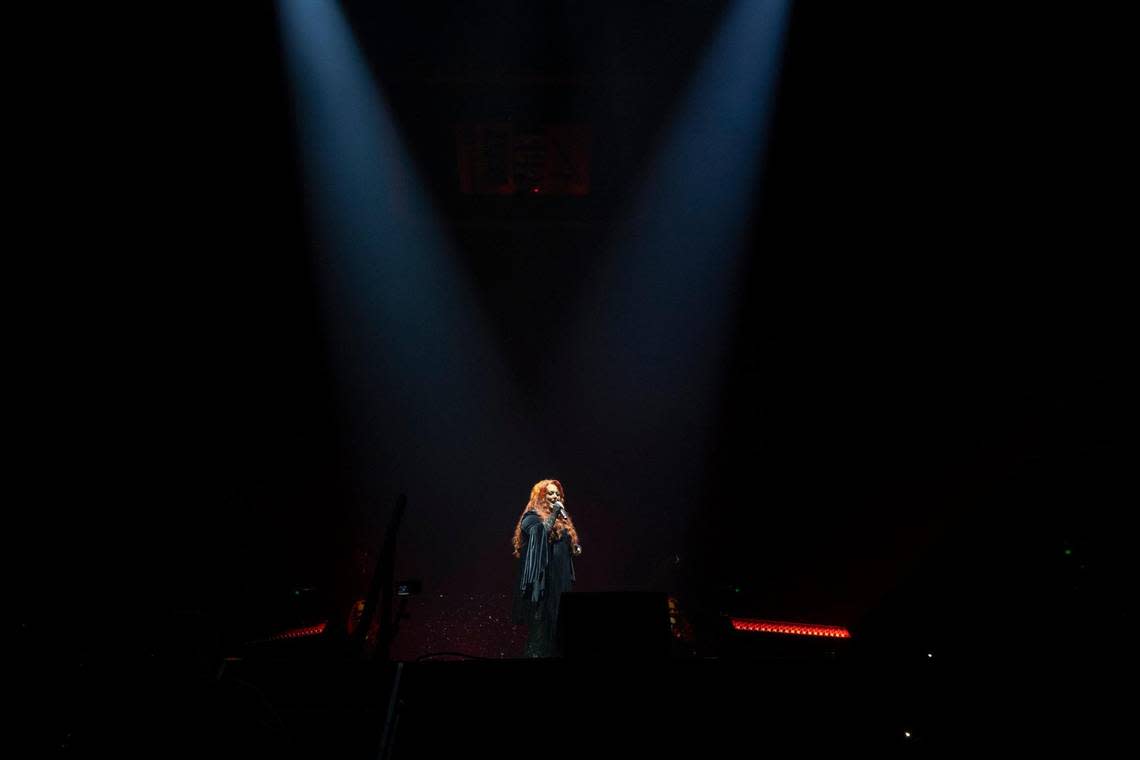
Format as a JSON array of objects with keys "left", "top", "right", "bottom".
[{"left": 511, "top": 478, "right": 580, "bottom": 558}]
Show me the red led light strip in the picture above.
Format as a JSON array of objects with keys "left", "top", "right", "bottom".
[
  {"left": 729, "top": 618, "right": 851, "bottom": 638},
  {"left": 269, "top": 622, "right": 328, "bottom": 641}
]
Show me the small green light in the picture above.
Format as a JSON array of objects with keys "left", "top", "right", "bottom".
[
  {"left": 1063, "top": 549, "right": 1073, "bottom": 556},
  {"left": 734, "top": 587, "right": 741, "bottom": 593}
]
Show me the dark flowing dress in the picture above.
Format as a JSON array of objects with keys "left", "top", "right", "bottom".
[{"left": 511, "top": 510, "right": 576, "bottom": 657}]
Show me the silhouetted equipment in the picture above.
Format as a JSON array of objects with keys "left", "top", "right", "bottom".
[
  {"left": 395, "top": 579, "right": 422, "bottom": 597},
  {"left": 558, "top": 591, "right": 671, "bottom": 658},
  {"left": 354, "top": 493, "right": 407, "bottom": 660}
]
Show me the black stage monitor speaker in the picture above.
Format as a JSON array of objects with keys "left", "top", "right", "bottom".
[{"left": 558, "top": 591, "right": 670, "bottom": 658}]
